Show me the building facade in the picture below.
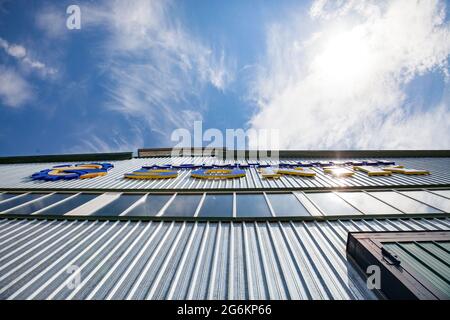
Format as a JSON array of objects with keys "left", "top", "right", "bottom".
[{"left": 0, "top": 150, "right": 449, "bottom": 300}]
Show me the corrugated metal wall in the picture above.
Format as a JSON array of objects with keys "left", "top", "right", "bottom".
[
  {"left": 0, "top": 157, "right": 449, "bottom": 191},
  {"left": 383, "top": 241, "right": 450, "bottom": 298},
  {"left": 0, "top": 217, "right": 448, "bottom": 300}
]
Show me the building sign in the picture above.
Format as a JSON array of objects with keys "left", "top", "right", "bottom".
[
  {"left": 323, "top": 166, "right": 355, "bottom": 178},
  {"left": 121, "top": 161, "right": 429, "bottom": 181},
  {"left": 260, "top": 167, "right": 316, "bottom": 178},
  {"left": 191, "top": 168, "right": 246, "bottom": 179},
  {"left": 353, "top": 166, "right": 392, "bottom": 176},
  {"left": 353, "top": 165, "right": 430, "bottom": 176},
  {"left": 380, "top": 165, "right": 430, "bottom": 175},
  {"left": 31, "top": 163, "right": 113, "bottom": 181},
  {"left": 124, "top": 167, "right": 178, "bottom": 179}
]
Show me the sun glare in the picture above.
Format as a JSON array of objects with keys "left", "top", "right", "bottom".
[{"left": 314, "top": 29, "right": 371, "bottom": 83}]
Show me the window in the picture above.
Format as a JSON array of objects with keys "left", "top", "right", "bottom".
[
  {"left": 337, "top": 192, "right": 402, "bottom": 215},
  {"left": 429, "top": 190, "right": 450, "bottom": 199},
  {"left": 37, "top": 193, "right": 99, "bottom": 216},
  {"left": 92, "top": 194, "right": 144, "bottom": 216},
  {"left": 236, "top": 193, "right": 271, "bottom": 217},
  {"left": 198, "top": 194, "right": 233, "bottom": 217},
  {"left": 0, "top": 193, "right": 47, "bottom": 213},
  {"left": 266, "top": 193, "right": 310, "bottom": 217},
  {"left": 5, "top": 193, "right": 71, "bottom": 215},
  {"left": 163, "top": 194, "right": 202, "bottom": 217},
  {"left": 347, "top": 231, "right": 450, "bottom": 300},
  {"left": 306, "top": 192, "right": 361, "bottom": 216},
  {"left": 369, "top": 191, "right": 441, "bottom": 214},
  {"left": 0, "top": 193, "right": 20, "bottom": 202},
  {"left": 125, "top": 194, "right": 172, "bottom": 217},
  {"left": 401, "top": 191, "right": 450, "bottom": 212}
]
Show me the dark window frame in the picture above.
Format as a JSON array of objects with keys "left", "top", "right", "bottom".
[{"left": 346, "top": 230, "right": 450, "bottom": 300}]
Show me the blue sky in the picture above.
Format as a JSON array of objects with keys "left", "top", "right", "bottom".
[{"left": 0, "top": 0, "right": 449, "bottom": 156}]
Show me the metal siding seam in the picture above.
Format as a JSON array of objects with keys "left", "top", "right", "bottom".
[
  {"left": 417, "top": 218, "right": 450, "bottom": 230},
  {"left": 227, "top": 221, "right": 234, "bottom": 300},
  {"left": 85, "top": 221, "right": 152, "bottom": 299},
  {"left": 311, "top": 221, "right": 376, "bottom": 300},
  {"left": 0, "top": 219, "right": 21, "bottom": 234},
  {"left": 254, "top": 222, "right": 286, "bottom": 299},
  {"left": 145, "top": 222, "right": 187, "bottom": 299},
  {"left": 267, "top": 222, "right": 305, "bottom": 299},
  {"left": 26, "top": 220, "right": 123, "bottom": 300},
  {"left": 235, "top": 223, "right": 247, "bottom": 300},
  {"left": 207, "top": 221, "right": 222, "bottom": 300},
  {"left": 0, "top": 220, "right": 90, "bottom": 283},
  {"left": 173, "top": 223, "right": 208, "bottom": 299},
  {"left": 0, "top": 219, "right": 47, "bottom": 244},
  {"left": 242, "top": 222, "right": 254, "bottom": 300},
  {"left": 125, "top": 222, "right": 176, "bottom": 300},
  {"left": 247, "top": 222, "right": 269, "bottom": 299},
  {"left": 216, "top": 222, "right": 230, "bottom": 299},
  {"left": 166, "top": 222, "right": 199, "bottom": 300},
  {"left": 2, "top": 220, "right": 104, "bottom": 299},
  {"left": 186, "top": 222, "right": 211, "bottom": 300},
  {"left": 66, "top": 221, "right": 140, "bottom": 300},
  {"left": 0, "top": 219, "right": 58, "bottom": 254},
  {"left": 0, "top": 220, "right": 71, "bottom": 266},
  {"left": 45, "top": 221, "right": 130, "bottom": 300},
  {"left": 0, "top": 218, "right": 449, "bottom": 300},
  {"left": 196, "top": 223, "right": 219, "bottom": 299},
  {"left": 407, "top": 243, "right": 449, "bottom": 279},
  {"left": 290, "top": 222, "right": 342, "bottom": 299},
  {"left": 282, "top": 222, "right": 327, "bottom": 299},
  {"left": 301, "top": 221, "right": 357, "bottom": 299}
]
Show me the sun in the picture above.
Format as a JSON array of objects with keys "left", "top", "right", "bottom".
[{"left": 313, "top": 28, "right": 372, "bottom": 84}]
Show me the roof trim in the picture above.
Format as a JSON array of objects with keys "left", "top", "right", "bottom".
[
  {"left": 138, "top": 148, "right": 450, "bottom": 158},
  {"left": 2, "top": 184, "right": 450, "bottom": 193},
  {"left": 0, "top": 152, "right": 133, "bottom": 164},
  {"left": 2, "top": 212, "right": 449, "bottom": 223},
  {"left": 229, "top": 150, "right": 450, "bottom": 158}
]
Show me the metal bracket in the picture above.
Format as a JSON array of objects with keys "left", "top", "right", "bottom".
[{"left": 381, "top": 247, "right": 401, "bottom": 266}]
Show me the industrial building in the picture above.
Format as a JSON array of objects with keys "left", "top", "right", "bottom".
[{"left": 0, "top": 149, "right": 449, "bottom": 300}]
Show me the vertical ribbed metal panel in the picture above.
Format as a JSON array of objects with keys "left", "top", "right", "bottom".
[
  {"left": 0, "top": 157, "right": 449, "bottom": 190},
  {"left": 383, "top": 241, "right": 450, "bottom": 298},
  {"left": 0, "top": 217, "right": 448, "bottom": 300}
]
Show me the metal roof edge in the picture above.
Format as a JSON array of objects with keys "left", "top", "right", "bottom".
[
  {"left": 0, "top": 152, "right": 133, "bottom": 164},
  {"left": 1, "top": 212, "right": 449, "bottom": 223},
  {"left": 138, "top": 149, "right": 450, "bottom": 159},
  {"left": 225, "top": 149, "right": 450, "bottom": 158}
]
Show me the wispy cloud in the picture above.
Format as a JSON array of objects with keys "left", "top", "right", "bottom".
[
  {"left": 249, "top": 0, "right": 450, "bottom": 149},
  {"left": 0, "top": 37, "right": 57, "bottom": 76},
  {"left": 66, "top": 124, "right": 144, "bottom": 154},
  {"left": 35, "top": 4, "right": 67, "bottom": 39},
  {"left": 0, "top": 65, "right": 33, "bottom": 107},
  {"left": 82, "top": 0, "right": 234, "bottom": 139}
]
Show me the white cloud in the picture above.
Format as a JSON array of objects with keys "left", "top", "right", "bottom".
[
  {"left": 5, "top": 44, "right": 26, "bottom": 58},
  {"left": 0, "top": 65, "right": 33, "bottom": 107},
  {"left": 0, "top": 37, "right": 57, "bottom": 76},
  {"left": 35, "top": 5, "right": 67, "bottom": 39},
  {"left": 83, "top": 0, "right": 234, "bottom": 137},
  {"left": 249, "top": 0, "right": 450, "bottom": 149}
]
